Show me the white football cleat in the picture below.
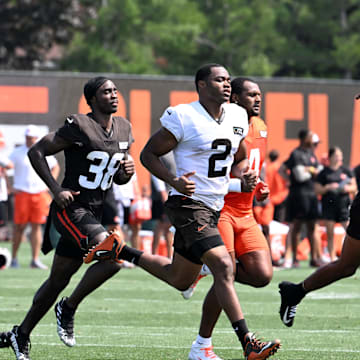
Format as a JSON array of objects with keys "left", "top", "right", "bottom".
[{"left": 188, "top": 342, "right": 223, "bottom": 360}]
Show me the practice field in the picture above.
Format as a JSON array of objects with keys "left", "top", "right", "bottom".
[{"left": 1, "top": 241, "right": 360, "bottom": 360}]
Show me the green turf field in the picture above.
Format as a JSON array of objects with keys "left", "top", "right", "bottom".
[{"left": 1, "top": 241, "right": 360, "bottom": 360}]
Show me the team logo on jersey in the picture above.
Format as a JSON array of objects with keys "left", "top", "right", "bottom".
[
  {"left": 260, "top": 130, "right": 267, "bottom": 138},
  {"left": 119, "top": 141, "right": 128, "bottom": 150},
  {"left": 233, "top": 127, "right": 244, "bottom": 135}
]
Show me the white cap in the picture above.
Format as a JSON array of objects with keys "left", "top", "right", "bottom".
[
  {"left": 25, "top": 125, "right": 40, "bottom": 138},
  {"left": 312, "top": 133, "right": 320, "bottom": 144}
]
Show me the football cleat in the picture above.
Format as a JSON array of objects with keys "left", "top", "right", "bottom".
[
  {"left": 0, "top": 331, "right": 10, "bottom": 348},
  {"left": 9, "top": 326, "right": 31, "bottom": 360},
  {"left": 182, "top": 274, "right": 207, "bottom": 300},
  {"left": 182, "top": 264, "right": 211, "bottom": 299},
  {"left": 188, "top": 342, "right": 223, "bottom": 360},
  {"left": 83, "top": 231, "right": 125, "bottom": 264},
  {"left": 244, "top": 333, "right": 280, "bottom": 360},
  {"left": 279, "top": 281, "right": 305, "bottom": 327},
  {"left": 55, "top": 297, "right": 76, "bottom": 347}
]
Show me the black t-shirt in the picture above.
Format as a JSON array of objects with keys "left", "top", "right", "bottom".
[
  {"left": 284, "top": 146, "right": 318, "bottom": 193},
  {"left": 316, "top": 165, "right": 353, "bottom": 205},
  {"left": 57, "top": 113, "right": 133, "bottom": 209}
]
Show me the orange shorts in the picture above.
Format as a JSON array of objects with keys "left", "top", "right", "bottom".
[
  {"left": 218, "top": 211, "right": 269, "bottom": 258},
  {"left": 253, "top": 202, "right": 274, "bottom": 226},
  {"left": 14, "top": 191, "right": 51, "bottom": 225}
]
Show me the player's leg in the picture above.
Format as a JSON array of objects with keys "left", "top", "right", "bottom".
[
  {"left": 183, "top": 212, "right": 236, "bottom": 300},
  {"left": 280, "top": 233, "right": 360, "bottom": 327},
  {"left": 234, "top": 219, "right": 273, "bottom": 287},
  {"left": 201, "top": 246, "right": 280, "bottom": 359},
  {"left": 2, "top": 254, "right": 82, "bottom": 359}
]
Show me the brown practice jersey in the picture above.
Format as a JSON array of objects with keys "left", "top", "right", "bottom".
[{"left": 56, "top": 113, "right": 133, "bottom": 209}]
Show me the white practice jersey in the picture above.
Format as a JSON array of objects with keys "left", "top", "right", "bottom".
[{"left": 160, "top": 101, "right": 248, "bottom": 211}]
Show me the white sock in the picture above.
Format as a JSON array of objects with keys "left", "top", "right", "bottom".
[{"left": 195, "top": 335, "right": 212, "bottom": 346}]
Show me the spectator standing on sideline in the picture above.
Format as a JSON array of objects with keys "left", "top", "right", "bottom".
[
  {"left": 315, "top": 146, "right": 357, "bottom": 260},
  {"left": 280, "top": 129, "right": 323, "bottom": 268},
  {"left": 9, "top": 125, "right": 60, "bottom": 269},
  {"left": 0, "top": 77, "right": 135, "bottom": 360},
  {"left": 265, "top": 149, "right": 288, "bottom": 223}
]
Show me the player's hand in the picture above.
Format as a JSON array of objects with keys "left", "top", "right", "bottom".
[
  {"left": 121, "top": 157, "right": 135, "bottom": 177},
  {"left": 255, "top": 181, "right": 270, "bottom": 201},
  {"left": 173, "top": 171, "right": 196, "bottom": 196},
  {"left": 241, "top": 169, "right": 258, "bottom": 192},
  {"left": 54, "top": 189, "right": 80, "bottom": 209}
]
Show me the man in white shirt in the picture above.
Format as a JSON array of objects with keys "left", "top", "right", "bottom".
[{"left": 9, "top": 125, "right": 60, "bottom": 269}]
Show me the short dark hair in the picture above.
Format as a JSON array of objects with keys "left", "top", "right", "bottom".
[
  {"left": 268, "top": 149, "right": 279, "bottom": 162},
  {"left": 298, "top": 129, "right": 310, "bottom": 141},
  {"left": 84, "top": 76, "right": 109, "bottom": 106},
  {"left": 195, "top": 63, "right": 224, "bottom": 92},
  {"left": 328, "top": 146, "right": 341, "bottom": 158},
  {"left": 230, "top": 77, "right": 255, "bottom": 97}
]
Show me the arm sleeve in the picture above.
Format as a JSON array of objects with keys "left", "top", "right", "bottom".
[{"left": 160, "top": 107, "right": 184, "bottom": 142}]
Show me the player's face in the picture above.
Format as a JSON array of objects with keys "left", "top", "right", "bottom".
[
  {"left": 203, "top": 67, "right": 231, "bottom": 104},
  {"left": 94, "top": 80, "right": 118, "bottom": 114},
  {"left": 233, "top": 81, "right": 261, "bottom": 117}
]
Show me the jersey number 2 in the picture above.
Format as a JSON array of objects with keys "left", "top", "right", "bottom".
[{"left": 208, "top": 139, "right": 232, "bottom": 178}]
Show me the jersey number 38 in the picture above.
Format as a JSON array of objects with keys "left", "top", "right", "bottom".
[{"left": 79, "top": 151, "right": 124, "bottom": 190}]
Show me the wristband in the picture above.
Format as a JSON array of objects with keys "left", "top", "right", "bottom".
[{"left": 228, "top": 178, "right": 242, "bottom": 193}]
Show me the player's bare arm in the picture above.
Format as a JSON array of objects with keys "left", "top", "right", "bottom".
[
  {"left": 141, "top": 127, "right": 196, "bottom": 196},
  {"left": 28, "top": 132, "right": 79, "bottom": 208}
]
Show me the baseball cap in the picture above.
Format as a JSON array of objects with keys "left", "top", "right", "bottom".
[
  {"left": 25, "top": 125, "right": 40, "bottom": 138},
  {"left": 312, "top": 133, "right": 320, "bottom": 144}
]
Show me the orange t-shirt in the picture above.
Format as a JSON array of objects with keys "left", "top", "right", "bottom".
[
  {"left": 223, "top": 116, "right": 267, "bottom": 217},
  {"left": 265, "top": 160, "right": 288, "bottom": 206}
]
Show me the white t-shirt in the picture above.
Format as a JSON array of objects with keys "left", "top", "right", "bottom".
[
  {"left": 9, "top": 145, "right": 58, "bottom": 194},
  {"left": 113, "top": 173, "right": 137, "bottom": 207},
  {"left": 160, "top": 101, "right": 248, "bottom": 211}
]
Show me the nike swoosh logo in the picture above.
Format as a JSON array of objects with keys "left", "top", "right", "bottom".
[
  {"left": 282, "top": 307, "right": 292, "bottom": 324},
  {"left": 95, "top": 250, "right": 109, "bottom": 257},
  {"left": 197, "top": 224, "right": 208, "bottom": 232}
]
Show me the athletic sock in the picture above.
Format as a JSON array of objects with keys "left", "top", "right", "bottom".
[
  {"left": 232, "top": 319, "right": 249, "bottom": 349},
  {"left": 118, "top": 245, "right": 143, "bottom": 265},
  {"left": 63, "top": 298, "right": 76, "bottom": 313},
  {"left": 195, "top": 335, "right": 212, "bottom": 347},
  {"left": 296, "top": 282, "right": 307, "bottom": 297},
  {"left": 17, "top": 326, "right": 30, "bottom": 339}
]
